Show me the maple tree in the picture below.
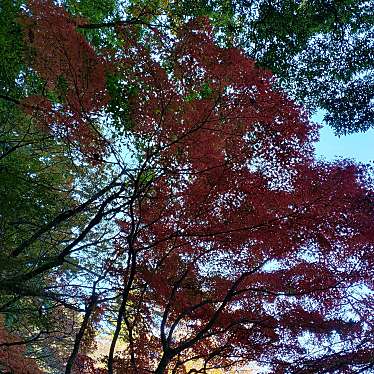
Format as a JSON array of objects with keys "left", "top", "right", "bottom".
[
  {"left": 69, "top": 0, "right": 374, "bottom": 134},
  {"left": 94, "top": 18, "right": 373, "bottom": 374},
  {"left": 0, "top": 1, "right": 373, "bottom": 374},
  {"left": 202, "top": 0, "right": 374, "bottom": 134},
  {"left": 0, "top": 318, "right": 43, "bottom": 374}
]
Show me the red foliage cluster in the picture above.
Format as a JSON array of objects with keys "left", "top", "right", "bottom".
[
  {"left": 20, "top": 0, "right": 110, "bottom": 157},
  {"left": 0, "top": 319, "right": 43, "bottom": 374},
  {"left": 73, "top": 354, "right": 107, "bottom": 374},
  {"left": 110, "top": 18, "right": 374, "bottom": 373},
  {"left": 119, "top": 19, "right": 315, "bottom": 173}
]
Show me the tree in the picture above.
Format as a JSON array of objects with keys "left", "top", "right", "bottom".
[
  {"left": 95, "top": 18, "right": 373, "bottom": 373},
  {"left": 0, "top": 1, "right": 373, "bottom": 373},
  {"left": 0, "top": 1, "right": 117, "bottom": 371},
  {"left": 179, "top": 0, "right": 374, "bottom": 134},
  {"left": 74, "top": 0, "right": 373, "bottom": 134},
  {"left": 232, "top": 0, "right": 374, "bottom": 135}
]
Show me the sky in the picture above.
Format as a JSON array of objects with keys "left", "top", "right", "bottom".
[{"left": 313, "top": 112, "right": 374, "bottom": 164}]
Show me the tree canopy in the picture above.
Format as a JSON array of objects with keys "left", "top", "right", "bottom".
[
  {"left": 0, "top": 1, "right": 373, "bottom": 373},
  {"left": 62, "top": 0, "right": 374, "bottom": 134}
]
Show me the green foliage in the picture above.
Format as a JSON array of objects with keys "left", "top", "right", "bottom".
[
  {"left": 139, "top": 169, "right": 156, "bottom": 186},
  {"left": 0, "top": 3, "right": 89, "bottom": 365},
  {"left": 106, "top": 73, "right": 136, "bottom": 132},
  {"left": 0, "top": 0, "right": 24, "bottom": 95},
  {"left": 234, "top": 0, "right": 374, "bottom": 134},
  {"left": 64, "top": 0, "right": 122, "bottom": 49},
  {"left": 185, "top": 82, "right": 214, "bottom": 101},
  {"left": 64, "top": 0, "right": 118, "bottom": 23}
]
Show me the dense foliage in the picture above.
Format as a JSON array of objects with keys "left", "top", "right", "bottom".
[
  {"left": 65, "top": 0, "right": 374, "bottom": 134},
  {"left": 0, "top": 0, "right": 373, "bottom": 373}
]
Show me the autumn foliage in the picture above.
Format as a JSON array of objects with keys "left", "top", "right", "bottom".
[
  {"left": 20, "top": 0, "right": 110, "bottom": 156},
  {"left": 106, "top": 18, "right": 373, "bottom": 374},
  {"left": 0, "top": 1, "right": 373, "bottom": 374},
  {"left": 0, "top": 318, "right": 43, "bottom": 374}
]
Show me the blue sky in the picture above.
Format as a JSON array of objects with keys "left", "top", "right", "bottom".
[{"left": 313, "top": 112, "right": 374, "bottom": 164}]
